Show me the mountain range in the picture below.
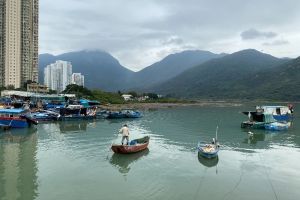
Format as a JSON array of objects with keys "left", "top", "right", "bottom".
[
  {"left": 39, "top": 49, "right": 300, "bottom": 100},
  {"left": 39, "top": 50, "right": 225, "bottom": 91}
]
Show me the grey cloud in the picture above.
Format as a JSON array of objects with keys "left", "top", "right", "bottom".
[
  {"left": 40, "top": 0, "right": 300, "bottom": 70},
  {"left": 161, "top": 36, "right": 184, "bottom": 45},
  {"left": 241, "top": 29, "right": 277, "bottom": 40},
  {"left": 263, "top": 40, "right": 290, "bottom": 46}
]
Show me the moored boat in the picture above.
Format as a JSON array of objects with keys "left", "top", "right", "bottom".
[
  {"left": 123, "top": 110, "right": 142, "bottom": 118},
  {"left": 0, "top": 109, "right": 38, "bottom": 128},
  {"left": 197, "top": 127, "right": 220, "bottom": 159},
  {"left": 244, "top": 105, "right": 293, "bottom": 122},
  {"left": 264, "top": 122, "right": 290, "bottom": 131},
  {"left": 30, "top": 110, "right": 61, "bottom": 121},
  {"left": 111, "top": 136, "right": 150, "bottom": 154},
  {"left": 107, "top": 111, "right": 127, "bottom": 119},
  {"left": 198, "top": 142, "right": 220, "bottom": 158},
  {"left": 241, "top": 112, "right": 290, "bottom": 131}
]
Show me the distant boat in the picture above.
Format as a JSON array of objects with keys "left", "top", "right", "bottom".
[
  {"left": 111, "top": 136, "right": 150, "bottom": 154},
  {"left": 122, "top": 110, "right": 142, "bottom": 118},
  {"left": 0, "top": 109, "right": 38, "bottom": 129},
  {"left": 107, "top": 111, "right": 127, "bottom": 119},
  {"left": 241, "top": 112, "right": 290, "bottom": 131},
  {"left": 197, "top": 127, "right": 220, "bottom": 159},
  {"left": 107, "top": 110, "right": 142, "bottom": 119},
  {"left": 30, "top": 110, "right": 60, "bottom": 122},
  {"left": 243, "top": 105, "right": 293, "bottom": 123},
  {"left": 57, "top": 106, "right": 97, "bottom": 121}
]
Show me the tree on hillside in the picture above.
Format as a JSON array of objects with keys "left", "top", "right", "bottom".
[
  {"left": 63, "top": 84, "right": 93, "bottom": 98},
  {"left": 128, "top": 91, "right": 138, "bottom": 98}
]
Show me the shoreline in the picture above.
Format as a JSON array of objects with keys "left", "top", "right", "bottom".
[
  {"left": 98, "top": 100, "right": 298, "bottom": 111},
  {"left": 98, "top": 101, "right": 244, "bottom": 111}
]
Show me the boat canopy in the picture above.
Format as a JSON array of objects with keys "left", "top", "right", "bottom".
[
  {"left": 79, "top": 99, "right": 100, "bottom": 107},
  {"left": 0, "top": 109, "right": 26, "bottom": 114},
  {"left": 256, "top": 106, "right": 291, "bottom": 115}
]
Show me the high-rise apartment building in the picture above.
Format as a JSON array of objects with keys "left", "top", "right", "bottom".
[
  {"left": 44, "top": 60, "right": 72, "bottom": 92},
  {"left": 0, "top": 0, "right": 39, "bottom": 88},
  {"left": 71, "top": 73, "right": 84, "bottom": 87}
]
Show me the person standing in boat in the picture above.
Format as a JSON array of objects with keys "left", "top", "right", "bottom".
[{"left": 119, "top": 124, "right": 130, "bottom": 145}]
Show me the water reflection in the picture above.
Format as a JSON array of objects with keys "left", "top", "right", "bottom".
[
  {"left": 0, "top": 128, "right": 37, "bottom": 143},
  {"left": 198, "top": 152, "right": 219, "bottom": 168},
  {"left": 109, "top": 149, "right": 149, "bottom": 175},
  {"left": 242, "top": 131, "right": 266, "bottom": 145},
  {"left": 59, "top": 121, "right": 94, "bottom": 133},
  {"left": 0, "top": 128, "right": 38, "bottom": 200}
]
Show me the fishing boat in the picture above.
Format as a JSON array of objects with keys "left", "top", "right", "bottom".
[
  {"left": 96, "top": 110, "right": 109, "bottom": 119},
  {"left": 0, "top": 109, "right": 38, "bottom": 129},
  {"left": 243, "top": 105, "right": 293, "bottom": 123},
  {"left": 59, "top": 106, "right": 97, "bottom": 121},
  {"left": 241, "top": 112, "right": 290, "bottom": 131},
  {"left": 264, "top": 122, "right": 290, "bottom": 131},
  {"left": 30, "top": 110, "right": 61, "bottom": 122},
  {"left": 111, "top": 136, "right": 150, "bottom": 154},
  {"left": 197, "top": 127, "right": 220, "bottom": 159},
  {"left": 106, "top": 110, "right": 142, "bottom": 119},
  {"left": 123, "top": 110, "right": 142, "bottom": 118},
  {"left": 107, "top": 111, "right": 127, "bottom": 119}
]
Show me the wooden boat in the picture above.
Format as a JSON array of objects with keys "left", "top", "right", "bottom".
[
  {"left": 111, "top": 136, "right": 150, "bottom": 154},
  {"left": 198, "top": 143, "right": 220, "bottom": 158},
  {"left": 197, "top": 126, "right": 220, "bottom": 159}
]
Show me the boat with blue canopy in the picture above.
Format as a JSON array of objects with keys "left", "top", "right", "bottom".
[{"left": 0, "top": 109, "right": 38, "bottom": 128}]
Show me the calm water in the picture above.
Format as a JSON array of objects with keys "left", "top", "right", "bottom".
[{"left": 0, "top": 104, "right": 300, "bottom": 200}]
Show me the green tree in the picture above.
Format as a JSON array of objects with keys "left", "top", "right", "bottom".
[
  {"left": 128, "top": 91, "right": 138, "bottom": 98},
  {"left": 6, "top": 85, "right": 15, "bottom": 90}
]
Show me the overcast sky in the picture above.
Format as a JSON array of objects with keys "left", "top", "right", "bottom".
[{"left": 40, "top": 0, "right": 300, "bottom": 71}]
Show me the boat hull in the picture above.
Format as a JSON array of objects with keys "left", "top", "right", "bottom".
[
  {"left": 241, "top": 121, "right": 265, "bottom": 129},
  {"left": 198, "top": 145, "right": 219, "bottom": 158},
  {"left": 111, "top": 143, "right": 149, "bottom": 154},
  {"left": 264, "top": 122, "right": 289, "bottom": 131},
  {"left": 0, "top": 117, "right": 30, "bottom": 128},
  {"left": 273, "top": 114, "right": 292, "bottom": 122},
  {"left": 111, "top": 136, "right": 149, "bottom": 154}
]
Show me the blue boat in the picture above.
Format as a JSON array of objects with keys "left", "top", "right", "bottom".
[
  {"left": 30, "top": 110, "right": 61, "bottom": 122},
  {"left": 107, "top": 111, "right": 127, "bottom": 119},
  {"left": 198, "top": 142, "right": 220, "bottom": 158},
  {"left": 107, "top": 110, "right": 142, "bottom": 119},
  {"left": 245, "top": 105, "right": 294, "bottom": 122},
  {"left": 241, "top": 112, "right": 290, "bottom": 131},
  {"left": 264, "top": 122, "right": 290, "bottom": 131},
  {"left": 197, "top": 127, "right": 220, "bottom": 159},
  {"left": 0, "top": 109, "right": 38, "bottom": 128},
  {"left": 122, "top": 110, "right": 142, "bottom": 118}
]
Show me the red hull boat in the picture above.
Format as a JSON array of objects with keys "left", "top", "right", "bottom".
[{"left": 111, "top": 136, "right": 149, "bottom": 154}]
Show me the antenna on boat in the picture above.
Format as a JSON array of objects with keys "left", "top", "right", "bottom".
[{"left": 215, "top": 125, "right": 218, "bottom": 142}]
